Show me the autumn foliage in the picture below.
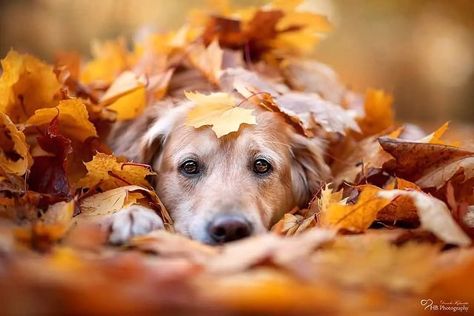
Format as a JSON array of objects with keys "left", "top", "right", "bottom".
[{"left": 0, "top": 1, "right": 473, "bottom": 315}]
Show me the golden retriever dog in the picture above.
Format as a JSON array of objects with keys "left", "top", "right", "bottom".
[{"left": 104, "top": 93, "right": 330, "bottom": 244}]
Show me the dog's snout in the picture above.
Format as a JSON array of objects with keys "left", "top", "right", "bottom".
[{"left": 208, "top": 215, "right": 252, "bottom": 243}]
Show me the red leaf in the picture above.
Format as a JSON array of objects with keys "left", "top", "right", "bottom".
[{"left": 28, "top": 116, "right": 73, "bottom": 198}]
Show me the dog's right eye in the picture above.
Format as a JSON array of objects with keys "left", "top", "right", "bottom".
[{"left": 180, "top": 160, "right": 200, "bottom": 175}]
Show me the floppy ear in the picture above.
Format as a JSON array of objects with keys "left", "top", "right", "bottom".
[
  {"left": 108, "top": 100, "right": 190, "bottom": 164},
  {"left": 289, "top": 132, "right": 331, "bottom": 207}
]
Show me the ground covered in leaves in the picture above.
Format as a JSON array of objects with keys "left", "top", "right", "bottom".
[{"left": 1, "top": 1, "right": 473, "bottom": 315}]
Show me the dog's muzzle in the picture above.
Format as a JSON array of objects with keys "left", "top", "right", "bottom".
[{"left": 207, "top": 214, "right": 252, "bottom": 243}]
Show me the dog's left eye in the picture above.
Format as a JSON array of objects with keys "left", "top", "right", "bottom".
[{"left": 253, "top": 159, "right": 272, "bottom": 174}]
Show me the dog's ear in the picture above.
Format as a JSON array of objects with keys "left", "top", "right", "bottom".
[
  {"left": 108, "top": 101, "right": 189, "bottom": 164},
  {"left": 289, "top": 132, "right": 331, "bottom": 207}
]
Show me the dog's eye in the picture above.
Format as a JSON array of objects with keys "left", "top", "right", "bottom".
[
  {"left": 180, "top": 160, "right": 200, "bottom": 175},
  {"left": 253, "top": 159, "right": 272, "bottom": 174}
]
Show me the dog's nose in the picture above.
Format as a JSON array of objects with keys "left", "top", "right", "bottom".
[{"left": 208, "top": 215, "right": 252, "bottom": 243}]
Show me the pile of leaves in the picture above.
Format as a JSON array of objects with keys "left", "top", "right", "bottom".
[{"left": 0, "top": 1, "right": 473, "bottom": 315}]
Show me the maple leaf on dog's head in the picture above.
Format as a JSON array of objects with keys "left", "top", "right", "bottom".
[
  {"left": 26, "top": 98, "right": 98, "bottom": 142},
  {"left": 0, "top": 112, "right": 32, "bottom": 176},
  {"left": 0, "top": 50, "right": 60, "bottom": 123},
  {"left": 185, "top": 91, "right": 256, "bottom": 138},
  {"left": 76, "top": 153, "right": 156, "bottom": 192}
]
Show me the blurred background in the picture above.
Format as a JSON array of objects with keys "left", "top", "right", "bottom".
[{"left": 0, "top": 0, "right": 473, "bottom": 125}]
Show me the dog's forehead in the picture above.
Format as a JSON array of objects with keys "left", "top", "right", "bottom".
[{"left": 164, "top": 110, "right": 289, "bottom": 159}]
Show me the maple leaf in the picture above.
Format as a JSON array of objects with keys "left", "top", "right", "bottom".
[
  {"left": 76, "top": 153, "right": 156, "bottom": 192},
  {"left": 0, "top": 112, "right": 32, "bottom": 176},
  {"left": 98, "top": 71, "right": 148, "bottom": 121},
  {"left": 26, "top": 98, "right": 98, "bottom": 142},
  {"left": 28, "top": 116, "right": 73, "bottom": 197},
  {"left": 379, "top": 190, "right": 471, "bottom": 246},
  {"left": 0, "top": 50, "right": 60, "bottom": 123},
  {"left": 79, "top": 185, "right": 173, "bottom": 230},
  {"left": 356, "top": 89, "right": 394, "bottom": 137},
  {"left": 319, "top": 184, "right": 391, "bottom": 232},
  {"left": 79, "top": 185, "right": 151, "bottom": 217},
  {"left": 187, "top": 39, "right": 223, "bottom": 85},
  {"left": 184, "top": 91, "right": 256, "bottom": 138},
  {"left": 80, "top": 38, "right": 129, "bottom": 85}
]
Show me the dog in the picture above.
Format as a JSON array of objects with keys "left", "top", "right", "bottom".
[{"left": 103, "top": 86, "right": 331, "bottom": 244}]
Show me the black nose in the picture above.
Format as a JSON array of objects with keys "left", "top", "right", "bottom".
[{"left": 208, "top": 215, "right": 252, "bottom": 243}]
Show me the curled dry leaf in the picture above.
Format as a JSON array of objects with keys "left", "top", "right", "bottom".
[
  {"left": 379, "top": 136, "right": 474, "bottom": 189},
  {"left": 28, "top": 116, "right": 73, "bottom": 197},
  {"left": 76, "top": 153, "right": 156, "bottom": 192},
  {"left": 0, "top": 50, "right": 60, "bottom": 123},
  {"left": 184, "top": 91, "right": 256, "bottom": 138},
  {"left": 275, "top": 92, "right": 360, "bottom": 135},
  {"left": 26, "top": 98, "right": 98, "bottom": 142},
  {"left": 187, "top": 39, "right": 223, "bottom": 85},
  {"left": 379, "top": 190, "right": 471, "bottom": 246},
  {"left": 0, "top": 112, "right": 32, "bottom": 175}
]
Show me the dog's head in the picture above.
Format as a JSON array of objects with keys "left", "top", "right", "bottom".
[{"left": 111, "top": 101, "right": 330, "bottom": 244}]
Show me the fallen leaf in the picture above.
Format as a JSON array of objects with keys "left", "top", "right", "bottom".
[
  {"left": 26, "top": 98, "right": 98, "bottom": 142},
  {"left": 80, "top": 185, "right": 151, "bottom": 216},
  {"left": 0, "top": 112, "right": 32, "bottom": 175},
  {"left": 76, "top": 153, "right": 155, "bottom": 192},
  {"left": 15, "top": 200, "right": 75, "bottom": 251},
  {"left": 0, "top": 50, "right": 60, "bottom": 123},
  {"left": 275, "top": 92, "right": 360, "bottom": 135},
  {"left": 80, "top": 38, "right": 129, "bottom": 85},
  {"left": 185, "top": 91, "right": 256, "bottom": 137},
  {"left": 357, "top": 89, "right": 394, "bottom": 137},
  {"left": 379, "top": 137, "right": 474, "bottom": 189},
  {"left": 28, "top": 116, "right": 73, "bottom": 197},
  {"left": 319, "top": 185, "right": 391, "bottom": 232},
  {"left": 100, "top": 71, "right": 147, "bottom": 104},
  {"left": 379, "top": 190, "right": 471, "bottom": 246},
  {"left": 187, "top": 39, "right": 223, "bottom": 85},
  {"left": 107, "top": 85, "right": 146, "bottom": 120}
]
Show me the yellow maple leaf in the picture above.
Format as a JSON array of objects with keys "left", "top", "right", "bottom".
[
  {"left": 76, "top": 153, "right": 155, "bottom": 191},
  {"left": 79, "top": 185, "right": 147, "bottom": 217},
  {"left": 80, "top": 38, "right": 129, "bottom": 85},
  {"left": 185, "top": 91, "right": 256, "bottom": 138},
  {"left": 100, "top": 71, "right": 147, "bottom": 104},
  {"left": 26, "top": 98, "right": 98, "bottom": 142},
  {"left": 107, "top": 86, "right": 146, "bottom": 121},
  {"left": 357, "top": 89, "right": 394, "bottom": 137},
  {"left": 0, "top": 50, "right": 60, "bottom": 123},
  {"left": 0, "top": 112, "right": 32, "bottom": 176},
  {"left": 319, "top": 185, "right": 391, "bottom": 232}
]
